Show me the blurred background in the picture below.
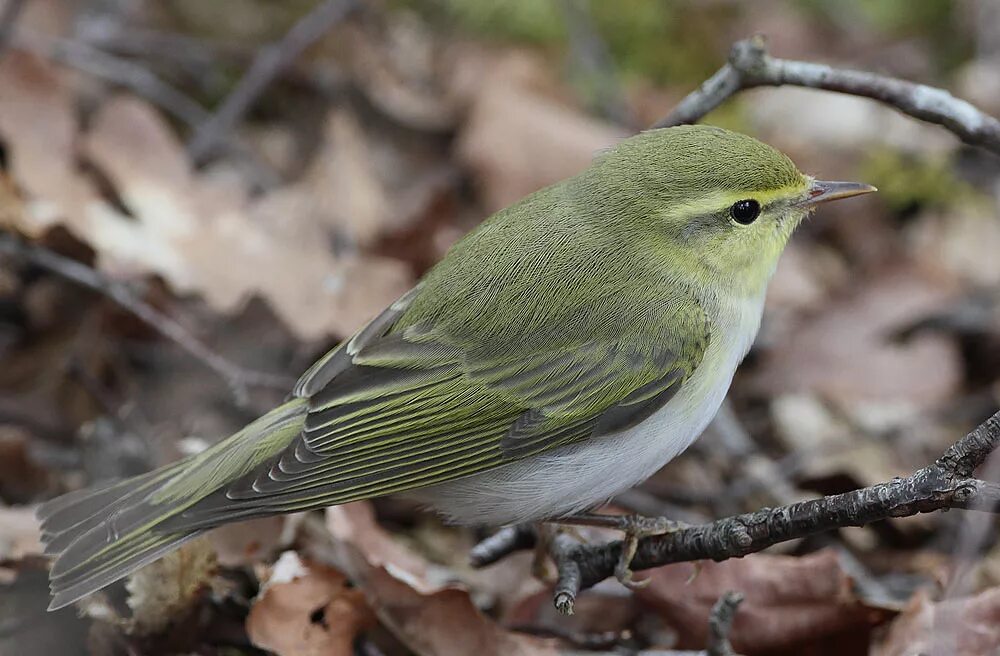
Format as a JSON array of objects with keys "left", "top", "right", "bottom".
[{"left": 1, "top": 1, "right": 1000, "bottom": 655}]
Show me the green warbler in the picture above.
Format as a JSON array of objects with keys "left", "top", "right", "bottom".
[{"left": 39, "top": 125, "right": 874, "bottom": 610}]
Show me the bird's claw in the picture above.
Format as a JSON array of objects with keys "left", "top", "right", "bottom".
[
  {"left": 550, "top": 512, "right": 690, "bottom": 593},
  {"left": 613, "top": 514, "right": 688, "bottom": 590}
]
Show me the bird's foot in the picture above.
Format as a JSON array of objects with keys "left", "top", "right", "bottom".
[{"left": 552, "top": 513, "right": 688, "bottom": 590}]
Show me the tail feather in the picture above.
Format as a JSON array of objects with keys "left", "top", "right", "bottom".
[
  {"left": 39, "top": 399, "right": 308, "bottom": 610},
  {"left": 39, "top": 463, "right": 186, "bottom": 555},
  {"left": 48, "top": 531, "right": 201, "bottom": 611}
]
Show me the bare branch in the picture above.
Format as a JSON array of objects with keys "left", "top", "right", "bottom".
[
  {"left": 0, "top": 234, "right": 294, "bottom": 404},
  {"left": 655, "top": 35, "right": 1000, "bottom": 156},
  {"left": 13, "top": 30, "right": 211, "bottom": 128},
  {"left": 472, "top": 410, "right": 1000, "bottom": 615},
  {"left": 187, "top": 0, "right": 361, "bottom": 162}
]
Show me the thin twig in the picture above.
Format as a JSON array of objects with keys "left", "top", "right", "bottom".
[
  {"left": 0, "top": 0, "right": 27, "bottom": 56},
  {"left": 706, "top": 592, "right": 743, "bottom": 656},
  {"left": 187, "top": 0, "right": 361, "bottom": 162},
  {"left": 472, "top": 410, "right": 1000, "bottom": 614},
  {"left": 13, "top": 30, "right": 210, "bottom": 128},
  {"left": 654, "top": 35, "right": 1000, "bottom": 156},
  {"left": 469, "top": 524, "right": 537, "bottom": 567},
  {"left": 10, "top": 31, "right": 281, "bottom": 189},
  {"left": 0, "top": 234, "right": 294, "bottom": 404}
]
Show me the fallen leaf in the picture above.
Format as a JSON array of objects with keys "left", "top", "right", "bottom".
[
  {"left": 454, "top": 50, "right": 626, "bottom": 212},
  {"left": 910, "top": 207, "right": 1000, "bottom": 287},
  {"left": 637, "top": 549, "right": 890, "bottom": 654},
  {"left": 0, "top": 51, "right": 92, "bottom": 235},
  {"left": 770, "top": 394, "right": 911, "bottom": 486},
  {"left": 247, "top": 551, "right": 375, "bottom": 656},
  {"left": 344, "top": 18, "right": 457, "bottom": 132},
  {"left": 0, "top": 52, "right": 412, "bottom": 340},
  {"left": 0, "top": 505, "right": 42, "bottom": 560},
  {"left": 327, "top": 502, "right": 559, "bottom": 656},
  {"left": 753, "top": 265, "right": 961, "bottom": 407},
  {"left": 0, "top": 426, "right": 52, "bottom": 502},
  {"left": 302, "top": 110, "right": 392, "bottom": 246},
  {"left": 207, "top": 515, "right": 289, "bottom": 568},
  {"left": 873, "top": 588, "right": 1000, "bottom": 656}
]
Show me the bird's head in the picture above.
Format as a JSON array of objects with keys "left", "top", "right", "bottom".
[{"left": 581, "top": 125, "right": 875, "bottom": 296}]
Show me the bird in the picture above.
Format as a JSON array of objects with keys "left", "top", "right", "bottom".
[{"left": 37, "top": 124, "right": 875, "bottom": 610}]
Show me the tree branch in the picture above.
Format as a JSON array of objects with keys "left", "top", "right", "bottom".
[
  {"left": 655, "top": 35, "right": 1000, "bottom": 157},
  {"left": 472, "top": 410, "right": 1000, "bottom": 615}
]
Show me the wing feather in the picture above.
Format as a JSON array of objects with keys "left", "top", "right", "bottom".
[{"left": 160, "top": 287, "right": 711, "bottom": 531}]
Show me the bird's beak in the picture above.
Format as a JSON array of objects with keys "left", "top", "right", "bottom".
[{"left": 799, "top": 180, "right": 877, "bottom": 206}]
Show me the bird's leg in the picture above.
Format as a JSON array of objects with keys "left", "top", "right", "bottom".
[{"left": 550, "top": 513, "right": 688, "bottom": 589}]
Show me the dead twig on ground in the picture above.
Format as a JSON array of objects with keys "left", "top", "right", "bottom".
[
  {"left": 186, "top": 0, "right": 362, "bottom": 162},
  {"left": 0, "top": 233, "right": 294, "bottom": 405},
  {"left": 10, "top": 31, "right": 281, "bottom": 188}
]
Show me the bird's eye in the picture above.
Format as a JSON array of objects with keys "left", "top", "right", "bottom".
[{"left": 730, "top": 199, "right": 760, "bottom": 225}]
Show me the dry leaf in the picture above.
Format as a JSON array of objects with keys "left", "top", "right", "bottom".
[
  {"left": 308, "top": 110, "right": 392, "bottom": 245},
  {"left": 327, "top": 503, "right": 559, "bottom": 656},
  {"left": 0, "top": 505, "right": 42, "bottom": 560},
  {"left": 0, "top": 52, "right": 412, "bottom": 340},
  {"left": 0, "top": 426, "right": 51, "bottom": 502},
  {"left": 753, "top": 265, "right": 961, "bottom": 406},
  {"left": 207, "top": 515, "right": 289, "bottom": 568},
  {"left": 454, "top": 51, "right": 626, "bottom": 212},
  {"left": 770, "top": 394, "right": 911, "bottom": 486},
  {"left": 247, "top": 551, "right": 374, "bottom": 656},
  {"left": 873, "top": 588, "right": 1000, "bottom": 656},
  {"left": 637, "top": 549, "right": 890, "bottom": 654}
]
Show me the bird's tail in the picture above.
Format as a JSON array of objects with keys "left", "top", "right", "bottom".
[{"left": 38, "top": 397, "right": 308, "bottom": 610}]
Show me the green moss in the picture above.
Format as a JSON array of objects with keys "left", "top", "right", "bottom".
[
  {"left": 408, "top": 0, "right": 734, "bottom": 87},
  {"left": 860, "top": 148, "right": 977, "bottom": 212}
]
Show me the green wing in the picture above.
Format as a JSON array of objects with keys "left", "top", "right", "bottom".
[{"left": 169, "top": 288, "right": 710, "bottom": 527}]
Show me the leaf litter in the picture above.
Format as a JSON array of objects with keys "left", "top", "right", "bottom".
[{"left": 0, "top": 3, "right": 999, "bottom": 655}]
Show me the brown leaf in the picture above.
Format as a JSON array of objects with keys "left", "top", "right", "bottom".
[
  {"left": 0, "top": 426, "right": 51, "bottom": 502},
  {"left": 207, "top": 515, "right": 289, "bottom": 568},
  {"left": 454, "top": 51, "right": 626, "bottom": 212},
  {"left": 0, "top": 50, "right": 412, "bottom": 340},
  {"left": 637, "top": 549, "right": 889, "bottom": 654},
  {"left": 0, "top": 51, "right": 93, "bottom": 237},
  {"left": 753, "top": 265, "right": 961, "bottom": 406},
  {"left": 873, "top": 588, "right": 1000, "bottom": 656},
  {"left": 247, "top": 551, "right": 374, "bottom": 656},
  {"left": 0, "top": 505, "right": 42, "bottom": 560},
  {"left": 327, "top": 503, "right": 559, "bottom": 656},
  {"left": 302, "top": 110, "right": 392, "bottom": 246}
]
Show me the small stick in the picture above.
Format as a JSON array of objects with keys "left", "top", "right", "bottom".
[
  {"left": 0, "top": 234, "right": 294, "bottom": 404},
  {"left": 187, "top": 0, "right": 361, "bottom": 162}
]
